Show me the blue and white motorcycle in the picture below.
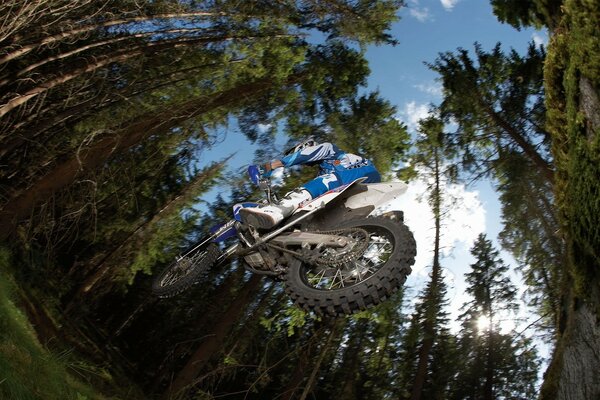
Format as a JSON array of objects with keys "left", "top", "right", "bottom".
[{"left": 152, "top": 166, "right": 416, "bottom": 316}]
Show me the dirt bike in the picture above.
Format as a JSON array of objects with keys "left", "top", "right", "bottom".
[{"left": 152, "top": 165, "right": 416, "bottom": 316}]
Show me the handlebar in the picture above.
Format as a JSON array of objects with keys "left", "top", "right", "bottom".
[
  {"left": 247, "top": 164, "right": 277, "bottom": 204},
  {"left": 247, "top": 164, "right": 262, "bottom": 185}
]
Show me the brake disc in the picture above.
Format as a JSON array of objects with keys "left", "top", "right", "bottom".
[{"left": 303, "top": 227, "right": 370, "bottom": 267}]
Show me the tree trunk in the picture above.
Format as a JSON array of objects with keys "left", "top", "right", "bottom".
[
  {"left": 410, "top": 147, "right": 442, "bottom": 400},
  {"left": 0, "top": 11, "right": 223, "bottom": 65},
  {"left": 0, "top": 0, "right": 94, "bottom": 44},
  {"left": 410, "top": 335, "right": 434, "bottom": 400},
  {"left": 165, "top": 274, "right": 263, "bottom": 398},
  {"left": 481, "top": 102, "right": 555, "bottom": 184},
  {"left": 149, "top": 265, "right": 247, "bottom": 392},
  {"left": 336, "top": 320, "right": 367, "bottom": 400},
  {"left": 0, "top": 59, "right": 247, "bottom": 157},
  {"left": 298, "top": 320, "right": 342, "bottom": 400},
  {"left": 540, "top": 293, "right": 600, "bottom": 400},
  {"left": 0, "top": 27, "right": 209, "bottom": 85},
  {"left": 0, "top": 33, "right": 269, "bottom": 118},
  {"left": 483, "top": 326, "right": 494, "bottom": 400},
  {"left": 540, "top": 0, "right": 600, "bottom": 395},
  {"left": 281, "top": 343, "right": 311, "bottom": 400},
  {"left": 0, "top": 74, "right": 296, "bottom": 238},
  {"left": 64, "top": 159, "right": 227, "bottom": 310}
]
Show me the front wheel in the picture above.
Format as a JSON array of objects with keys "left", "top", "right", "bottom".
[
  {"left": 283, "top": 216, "right": 416, "bottom": 316},
  {"left": 152, "top": 243, "right": 221, "bottom": 298}
]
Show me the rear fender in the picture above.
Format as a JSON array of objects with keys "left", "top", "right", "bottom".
[
  {"left": 292, "top": 177, "right": 367, "bottom": 215},
  {"left": 343, "top": 182, "right": 408, "bottom": 212}
]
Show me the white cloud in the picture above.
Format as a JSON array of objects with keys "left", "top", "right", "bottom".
[
  {"left": 532, "top": 32, "right": 547, "bottom": 47},
  {"left": 257, "top": 123, "right": 272, "bottom": 133},
  {"left": 405, "top": 0, "right": 431, "bottom": 22},
  {"left": 440, "top": 0, "right": 459, "bottom": 11},
  {"left": 413, "top": 82, "right": 443, "bottom": 97},
  {"left": 410, "top": 7, "right": 431, "bottom": 22},
  {"left": 384, "top": 169, "right": 485, "bottom": 325},
  {"left": 400, "top": 101, "right": 431, "bottom": 132},
  {"left": 389, "top": 171, "right": 486, "bottom": 277}
]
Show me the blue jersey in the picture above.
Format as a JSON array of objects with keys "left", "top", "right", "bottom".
[{"left": 280, "top": 142, "right": 371, "bottom": 175}]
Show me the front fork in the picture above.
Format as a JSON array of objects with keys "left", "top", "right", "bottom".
[{"left": 221, "top": 203, "right": 327, "bottom": 273}]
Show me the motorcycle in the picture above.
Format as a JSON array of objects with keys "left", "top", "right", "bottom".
[{"left": 152, "top": 165, "right": 416, "bottom": 316}]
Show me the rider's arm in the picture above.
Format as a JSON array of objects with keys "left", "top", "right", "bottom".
[
  {"left": 264, "top": 143, "right": 338, "bottom": 175},
  {"left": 265, "top": 159, "right": 284, "bottom": 171},
  {"left": 280, "top": 142, "right": 337, "bottom": 167}
]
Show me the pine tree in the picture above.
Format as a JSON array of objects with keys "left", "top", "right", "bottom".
[
  {"left": 0, "top": 0, "right": 401, "bottom": 242},
  {"left": 400, "top": 115, "right": 457, "bottom": 400},
  {"left": 497, "top": 151, "right": 563, "bottom": 335},
  {"left": 489, "top": 2, "right": 600, "bottom": 398},
  {"left": 449, "top": 234, "right": 540, "bottom": 400},
  {"left": 428, "top": 42, "right": 553, "bottom": 184},
  {"left": 429, "top": 34, "right": 563, "bottom": 338}
]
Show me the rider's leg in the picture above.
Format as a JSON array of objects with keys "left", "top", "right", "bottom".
[
  {"left": 302, "top": 173, "right": 341, "bottom": 198},
  {"left": 239, "top": 174, "right": 339, "bottom": 229},
  {"left": 335, "top": 163, "right": 381, "bottom": 184}
]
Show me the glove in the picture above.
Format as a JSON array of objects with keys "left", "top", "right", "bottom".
[
  {"left": 264, "top": 161, "right": 282, "bottom": 178},
  {"left": 262, "top": 162, "right": 273, "bottom": 178}
]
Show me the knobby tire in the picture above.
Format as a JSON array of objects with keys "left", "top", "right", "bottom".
[
  {"left": 152, "top": 243, "right": 221, "bottom": 298},
  {"left": 283, "top": 216, "right": 416, "bottom": 316}
]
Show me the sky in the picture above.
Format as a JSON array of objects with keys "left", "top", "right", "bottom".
[
  {"left": 366, "top": 0, "right": 550, "bottom": 364},
  {"left": 201, "top": 0, "right": 548, "bottom": 350},
  {"left": 365, "top": 0, "right": 546, "bottom": 328}
]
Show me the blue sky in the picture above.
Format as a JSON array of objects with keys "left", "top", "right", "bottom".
[
  {"left": 368, "top": 0, "right": 544, "bottom": 108},
  {"left": 371, "top": 0, "right": 550, "bottom": 363}
]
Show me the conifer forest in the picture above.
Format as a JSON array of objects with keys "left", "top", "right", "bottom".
[{"left": 0, "top": 1, "right": 599, "bottom": 399}]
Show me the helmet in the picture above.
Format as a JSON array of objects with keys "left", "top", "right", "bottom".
[{"left": 284, "top": 137, "right": 317, "bottom": 156}]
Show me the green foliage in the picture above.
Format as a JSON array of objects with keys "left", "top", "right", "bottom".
[
  {"left": 399, "top": 278, "right": 455, "bottom": 400},
  {"left": 125, "top": 214, "right": 195, "bottom": 282},
  {"left": 396, "top": 114, "right": 458, "bottom": 399},
  {"left": 491, "top": 0, "right": 563, "bottom": 30},
  {"left": 544, "top": 0, "right": 600, "bottom": 310},
  {"left": 449, "top": 235, "right": 540, "bottom": 400},
  {"left": 497, "top": 151, "right": 562, "bottom": 333},
  {"left": 463, "top": 234, "right": 519, "bottom": 317},
  {"left": 429, "top": 41, "right": 551, "bottom": 181},
  {"left": 0, "top": 2, "right": 449, "bottom": 399},
  {"left": 0, "top": 248, "right": 107, "bottom": 400},
  {"left": 260, "top": 303, "right": 313, "bottom": 337},
  {"left": 316, "top": 0, "right": 403, "bottom": 45},
  {"left": 429, "top": 35, "right": 563, "bottom": 334},
  {"left": 328, "top": 91, "right": 411, "bottom": 174},
  {"left": 0, "top": 0, "right": 399, "bottom": 247}
]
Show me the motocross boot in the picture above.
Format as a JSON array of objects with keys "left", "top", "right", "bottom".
[{"left": 239, "top": 189, "right": 312, "bottom": 229}]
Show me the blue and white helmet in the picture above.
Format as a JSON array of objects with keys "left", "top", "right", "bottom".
[{"left": 284, "top": 137, "right": 317, "bottom": 156}]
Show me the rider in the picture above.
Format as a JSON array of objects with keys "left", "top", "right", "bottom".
[{"left": 239, "top": 137, "right": 381, "bottom": 229}]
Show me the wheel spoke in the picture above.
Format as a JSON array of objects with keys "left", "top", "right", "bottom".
[
  {"left": 301, "top": 227, "right": 394, "bottom": 291},
  {"left": 159, "top": 250, "right": 207, "bottom": 288},
  {"left": 329, "top": 269, "right": 344, "bottom": 289},
  {"left": 309, "top": 268, "right": 328, "bottom": 287}
]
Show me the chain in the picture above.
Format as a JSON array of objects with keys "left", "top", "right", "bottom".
[{"left": 266, "top": 228, "right": 370, "bottom": 267}]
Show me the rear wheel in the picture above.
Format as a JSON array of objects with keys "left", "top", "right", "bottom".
[
  {"left": 283, "top": 216, "right": 416, "bottom": 316},
  {"left": 152, "top": 243, "right": 221, "bottom": 298}
]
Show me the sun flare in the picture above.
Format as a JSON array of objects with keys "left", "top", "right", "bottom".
[{"left": 477, "top": 315, "right": 491, "bottom": 332}]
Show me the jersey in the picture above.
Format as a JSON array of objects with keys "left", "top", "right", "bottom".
[
  {"left": 280, "top": 142, "right": 370, "bottom": 175},
  {"left": 280, "top": 142, "right": 381, "bottom": 198}
]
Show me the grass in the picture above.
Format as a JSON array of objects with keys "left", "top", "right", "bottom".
[{"left": 0, "top": 247, "right": 107, "bottom": 400}]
